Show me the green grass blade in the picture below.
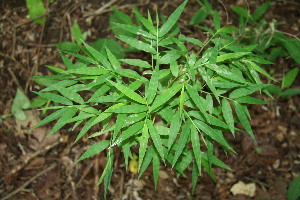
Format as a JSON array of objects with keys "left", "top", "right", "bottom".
[
  {"left": 146, "top": 71, "right": 159, "bottom": 105},
  {"left": 191, "top": 125, "right": 202, "bottom": 175},
  {"left": 138, "top": 124, "right": 149, "bottom": 171},
  {"left": 33, "top": 91, "right": 73, "bottom": 105},
  {"left": 120, "top": 59, "right": 152, "bottom": 69}
]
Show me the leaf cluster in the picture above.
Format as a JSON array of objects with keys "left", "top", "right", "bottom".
[{"left": 33, "top": 0, "right": 275, "bottom": 197}]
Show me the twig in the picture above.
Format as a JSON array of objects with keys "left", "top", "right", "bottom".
[
  {"left": 63, "top": 160, "right": 94, "bottom": 200},
  {"left": 83, "top": 0, "right": 118, "bottom": 17},
  {"left": 2, "top": 141, "right": 59, "bottom": 182},
  {"left": 275, "top": 30, "right": 300, "bottom": 41},
  {"left": 0, "top": 163, "right": 57, "bottom": 200}
]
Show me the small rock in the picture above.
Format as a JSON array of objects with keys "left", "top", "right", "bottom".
[
  {"left": 272, "top": 159, "right": 280, "bottom": 169},
  {"left": 230, "top": 181, "right": 256, "bottom": 197},
  {"left": 159, "top": 170, "right": 169, "bottom": 179}
]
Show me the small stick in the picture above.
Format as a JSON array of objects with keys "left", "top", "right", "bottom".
[
  {"left": 0, "top": 163, "right": 57, "bottom": 200},
  {"left": 2, "top": 141, "right": 59, "bottom": 182},
  {"left": 83, "top": 0, "right": 118, "bottom": 17}
]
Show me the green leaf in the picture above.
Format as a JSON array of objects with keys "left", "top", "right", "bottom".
[
  {"left": 222, "top": 99, "right": 235, "bottom": 134},
  {"left": 105, "top": 47, "right": 120, "bottom": 69},
  {"left": 108, "top": 80, "right": 146, "bottom": 105},
  {"left": 81, "top": 41, "right": 112, "bottom": 69},
  {"left": 33, "top": 91, "right": 73, "bottom": 105},
  {"left": 138, "top": 145, "right": 154, "bottom": 179},
  {"left": 235, "top": 96, "right": 268, "bottom": 104},
  {"left": 185, "top": 84, "right": 208, "bottom": 119},
  {"left": 170, "top": 61, "right": 179, "bottom": 77},
  {"left": 150, "top": 83, "right": 182, "bottom": 112},
  {"left": 217, "top": 52, "right": 250, "bottom": 62},
  {"left": 60, "top": 52, "right": 76, "bottom": 69},
  {"left": 34, "top": 108, "right": 66, "bottom": 128},
  {"left": 67, "top": 67, "right": 109, "bottom": 76},
  {"left": 189, "top": 7, "right": 208, "bottom": 25},
  {"left": 194, "top": 120, "right": 235, "bottom": 152},
  {"left": 115, "top": 68, "right": 148, "bottom": 82},
  {"left": 112, "top": 23, "right": 155, "bottom": 39},
  {"left": 48, "top": 107, "right": 77, "bottom": 135},
  {"left": 287, "top": 175, "right": 300, "bottom": 200},
  {"left": 146, "top": 72, "right": 159, "bottom": 105},
  {"left": 198, "top": 68, "right": 220, "bottom": 103},
  {"left": 103, "top": 149, "right": 114, "bottom": 198},
  {"left": 172, "top": 121, "right": 191, "bottom": 167},
  {"left": 55, "top": 42, "right": 81, "bottom": 52},
  {"left": 138, "top": 124, "right": 149, "bottom": 171},
  {"left": 12, "top": 88, "right": 31, "bottom": 120},
  {"left": 252, "top": 1, "right": 270, "bottom": 22},
  {"left": 29, "top": 96, "right": 48, "bottom": 108},
  {"left": 191, "top": 125, "right": 201, "bottom": 175},
  {"left": 179, "top": 85, "right": 185, "bottom": 116},
  {"left": 152, "top": 150, "right": 160, "bottom": 188},
  {"left": 117, "top": 35, "right": 156, "bottom": 54},
  {"left": 133, "top": 9, "right": 156, "bottom": 35},
  {"left": 282, "top": 67, "right": 299, "bottom": 89},
  {"left": 147, "top": 120, "right": 165, "bottom": 161},
  {"left": 111, "top": 121, "right": 144, "bottom": 147},
  {"left": 213, "top": 11, "right": 220, "bottom": 30},
  {"left": 159, "top": 51, "right": 183, "bottom": 64},
  {"left": 120, "top": 59, "right": 152, "bottom": 68},
  {"left": 77, "top": 140, "right": 110, "bottom": 162},
  {"left": 233, "top": 101, "right": 255, "bottom": 141},
  {"left": 91, "top": 38, "right": 125, "bottom": 59},
  {"left": 279, "top": 88, "right": 300, "bottom": 97},
  {"left": 168, "top": 110, "right": 182, "bottom": 151},
  {"left": 25, "top": 0, "right": 46, "bottom": 24},
  {"left": 178, "top": 34, "right": 203, "bottom": 47},
  {"left": 231, "top": 6, "right": 249, "bottom": 18},
  {"left": 247, "top": 61, "right": 277, "bottom": 82},
  {"left": 110, "top": 7, "right": 135, "bottom": 37},
  {"left": 41, "top": 80, "right": 77, "bottom": 92},
  {"left": 106, "top": 104, "right": 148, "bottom": 113},
  {"left": 72, "top": 21, "right": 85, "bottom": 44},
  {"left": 229, "top": 84, "right": 267, "bottom": 99},
  {"left": 192, "top": 161, "right": 199, "bottom": 194},
  {"left": 159, "top": 0, "right": 187, "bottom": 37}
]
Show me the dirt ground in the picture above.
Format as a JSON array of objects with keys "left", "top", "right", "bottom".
[{"left": 0, "top": 0, "right": 299, "bottom": 200}]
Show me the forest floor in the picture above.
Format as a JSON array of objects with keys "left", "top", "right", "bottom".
[{"left": 0, "top": 0, "right": 299, "bottom": 200}]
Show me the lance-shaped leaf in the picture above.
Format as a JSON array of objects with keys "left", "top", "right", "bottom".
[
  {"left": 106, "top": 104, "right": 148, "bottom": 113},
  {"left": 233, "top": 101, "right": 255, "bottom": 141},
  {"left": 33, "top": 108, "right": 66, "bottom": 129},
  {"left": 172, "top": 121, "right": 191, "bottom": 167},
  {"left": 222, "top": 99, "right": 235, "bottom": 134},
  {"left": 146, "top": 72, "right": 159, "bottom": 105},
  {"left": 147, "top": 120, "right": 165, "bottom": 161},
  {"left": 41, "top": 80, "right": 77, "bottom": 92},
  {"left": 108, "top": 80, "right": 146, "bottom": 105},
  {"left": 138, "top": 145, "right": 154, "bottom": 179},
  {"left": 133, "top": 9, "right": 156, "bottom": 35},
  {"left": 185, "top": 84, "right": 208, "bottom": 120},
  {"left": 114, "top": 68, "right": 148, "bottom": 82},
  {"left": 217, "top": 52, "right": 250, "bottom": 62},
  {"left": 159, "top": 0, "right": 188, "bottom": 37},
  {"left": 112, "top": 23, "right": 155, "bottom": 39},
  {"left": 77, "top": 140, "right": 110, "bottom": 162},
  {"left": 152, "top": 150, "right": 160, "bottom": 188},
  {"left": 191, "top": 125, "right": 202, "bottom": 175},
  {"left": 111, "top": 121, "right": 144, "bottom": 147},
  {"left": 247, "top": 61, "right": 277, "bottom": 82},
  {"left": 138, "top": 124, "right": 149, "bottom": 171},
  {"left": 150, "top": 83, "right": 182, "bottom": 112},
  {"left": 168, "top": 110, "right": 182, "bottom": 151},
  {"left": 81, "top": 40, "right": 112, "bottom": 69},
  {"left": 192, "top": 161, "right": 199, "bottom": 194},
  {"left": 48, "top": 107, "right": 78, "bottom": 135},
  {"left": 58, "top": 88, "right": 84, "bottom": 104},
  {"left": 235, "top": 96, "right": 268, "bottom": 104},
  {"left": 194, "top": 120, "right": 235, "bottom": 153},
  {"left": 117, "top": 35, "right": 156, "bottom": 54},
  {"left": 198, "top": 68, "right": 220, "bottom": 103},
  {"left": 105, "top": 47, "right": 120, "bottom": 69},
  {"left": 120, "top": 59, "right": 152, "bottom": 69},
  {"left": 103, "top": 149, "right": 114, "bottom": 198},
  {"left": 67, "top": 67, "right": 109, "bottom": 76},
  {"left": 33, "top": 91, "right": 73, "bottom": 105}
]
